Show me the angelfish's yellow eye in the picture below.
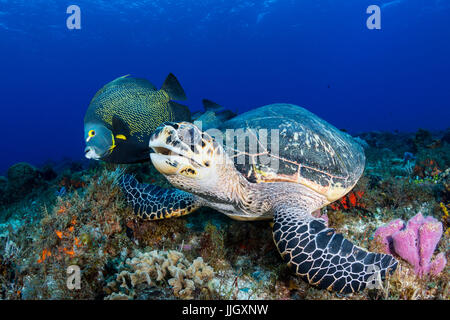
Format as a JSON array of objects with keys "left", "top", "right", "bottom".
[{"left": 88, "top": 130, "right": 96, "bottom": 138}]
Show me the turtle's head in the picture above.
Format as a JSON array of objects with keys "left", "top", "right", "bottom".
[{"left": 149, "top": 122, "right": 228, "bottom": 196}]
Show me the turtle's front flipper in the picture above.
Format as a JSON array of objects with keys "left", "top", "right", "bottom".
[
  {"left": 119, "top": 174, "right": 203, "bottom": 220},
  {"left": 272, "top": 204, "right": 398, "bottom": 294}
]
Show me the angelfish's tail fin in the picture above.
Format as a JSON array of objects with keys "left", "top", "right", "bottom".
[{"left": 169, "top": 101, "right": 191, "bottom": 122}]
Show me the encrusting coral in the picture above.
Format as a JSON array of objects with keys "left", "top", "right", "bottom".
[
  {"left": 374, "top": 213, "right": 447, "bottom": 276},
  {"left": 105, "top": 249, "right": 215, "bottom": 299},
  {"left": 0, "top": 167, "right": 134, "bottom": 299}
]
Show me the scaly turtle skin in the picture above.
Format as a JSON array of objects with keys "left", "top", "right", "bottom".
[
  {"left": 120, "top": 177, "right": 203, "bottom": 220},
  {"left": 119, "top": 104, "right": 398, "bottom": 294}
]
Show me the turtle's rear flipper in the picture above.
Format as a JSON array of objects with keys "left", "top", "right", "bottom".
[
  {"left": 119, "top": 174, "right": 203, "bottom": 220},
  {"left": 272, "top": 205, "right": 398, "bottom": 294}
]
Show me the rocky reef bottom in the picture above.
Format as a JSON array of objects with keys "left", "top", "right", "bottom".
[{"left": 0, "top": 128, "right": 449, "bottom": 300}]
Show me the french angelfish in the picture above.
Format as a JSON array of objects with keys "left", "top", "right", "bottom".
[{"left": 84, "top": 73, "right": 191, "bottom": 163}]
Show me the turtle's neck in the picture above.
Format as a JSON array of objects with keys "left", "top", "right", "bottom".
[
  {"left": 202, "top": 155, "right": 270, "bottom": 215},
  {"left": 217, "top": 157, "right": 326, "bottom": 217},
  {"left": 183, "top": 149, "right": 324, "bottom": 218},
  {"left": 231, "top": 167, "right": 273, "bottom": 216}
]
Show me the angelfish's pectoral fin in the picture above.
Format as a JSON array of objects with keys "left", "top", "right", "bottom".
[
  {"left": 112, "top": 115, "right": 131, "bottom": 138},
  {"left": 119, "top": 174, "right": 203, "bottom": 220},
  {"left": 102, "top": 116, "right": 151, "bottom": 163},
  {"left": 108, "top": 136, "right": 151, "bottom": 163},
  {"left": 272, "top": 203, "right": 398, "bottom": 294}
]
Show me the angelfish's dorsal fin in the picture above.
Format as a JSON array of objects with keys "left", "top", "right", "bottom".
[
  {"left": 116, "top": 74, "right": 131, "bottom": 80},
  {"left": 161, "top": 73, "right": 187, "bottom": 101},
  {"left": 112, "top": 115, "right": 131, "bottom": 138},
  {"left": 109, "top": 74, "right": 131, "bottom": 85},
  {"left": 202, "top": 99, "right": 223, "bottom": 111}
]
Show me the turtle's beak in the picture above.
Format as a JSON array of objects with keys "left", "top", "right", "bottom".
[
  {"left": 150, "top": 153, "right": 183, "bottom": 175},
  {"left": 149, "top": 124, "right": 196, "bottom": 175},
  {"left": 149, "top": 125, "right": 193, "bottom": 156},
  {"left": 150, "top": 123, "right": 219, "bottom": 181}
]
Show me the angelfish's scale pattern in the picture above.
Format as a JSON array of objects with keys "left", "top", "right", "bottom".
[
  {"left": 119, "top": 175, "right": 201, "bottom": 220},
  {"left": 86, "top": 78, "right": 174, "bottom": 143},
  {"left": 272, "top": 206, "right": 398, "bottom": 294}
]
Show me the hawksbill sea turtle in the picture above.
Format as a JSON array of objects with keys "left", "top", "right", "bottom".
[{"left": 119, "top": 103, "right": 398, "bottom": 294}]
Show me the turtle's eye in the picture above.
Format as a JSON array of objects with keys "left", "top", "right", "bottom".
[{"left": 88, "top": 130, "right": 96, "bottom": 138}]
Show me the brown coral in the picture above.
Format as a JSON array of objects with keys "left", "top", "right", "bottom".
[{"left": 106, "top": 249, "right": 215, "bottom": 300}]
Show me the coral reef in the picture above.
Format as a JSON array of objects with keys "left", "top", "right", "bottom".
[
  {"left": 105, "top": 249, "right": 214, "bottom": 299},
  {"left": 0, "top": 128, "right": 448, "bottom": 300},
  {"left": 440, "top": 202, "right": 449, "bottom": 235},
  {"left": 374, "top": 213, "right": 447, "bottom": 276},
  {"left": 7, "top": 162, "right": 40, "bottom": 194},
  {"left": 198, "top": 222, "right": 227, "bottom": 270},
  {"left": 0, "top": 167, "right": 133, "bottom": 299},
  {"left": 3, "top": 162, "right": 42, "bottom": 205},
  {"left": 0, "top": 176, "right": 7, "bottom": 205}
]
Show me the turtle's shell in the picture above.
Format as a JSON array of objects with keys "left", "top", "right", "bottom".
[{"left": 218, "top": 104, "right": 365, "bottom": 202}]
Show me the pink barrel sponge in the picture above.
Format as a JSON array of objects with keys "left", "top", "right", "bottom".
[{"left": 374, "top": 213, "right": 447, "bottom": 276}]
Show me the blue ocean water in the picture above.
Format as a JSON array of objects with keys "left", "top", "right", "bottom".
[{"left": 0, "top": 0, "right": 449, "bottom": 174}]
